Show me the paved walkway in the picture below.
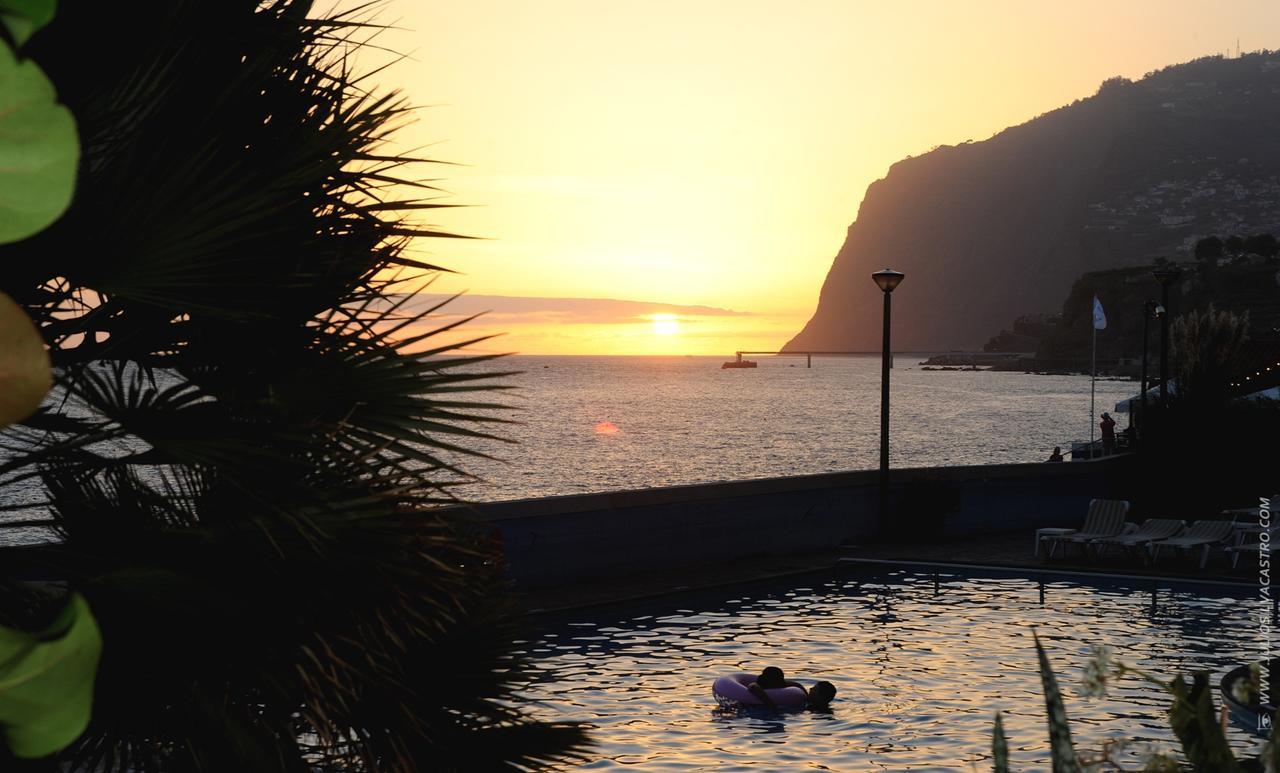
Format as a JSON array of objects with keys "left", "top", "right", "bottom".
[{"left": 844, "top": 530, "right": 1255, "bottom": 582}]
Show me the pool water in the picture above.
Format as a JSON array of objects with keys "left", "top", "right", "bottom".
[{"left": 516, "top": 567, "right": 1267, "bottom": 771}]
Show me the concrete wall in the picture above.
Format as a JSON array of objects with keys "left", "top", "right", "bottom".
[{"left": 461, "top": 457, "right": 1133, "bottom": 588}]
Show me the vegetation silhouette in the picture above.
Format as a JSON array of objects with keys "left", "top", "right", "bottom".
[
  {"left": 1170, "top": 305, "right": 1250, "bottom": 407},
  {"left": 0, "top": 1, "right": 587, "bottom": 770},
  {"left": 1132, "top": 306, "right": 1275, "bottom": 517}
]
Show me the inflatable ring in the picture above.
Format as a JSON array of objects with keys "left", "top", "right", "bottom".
[{"left": 712, "top": 672, "right": 807, "bottom": 710}]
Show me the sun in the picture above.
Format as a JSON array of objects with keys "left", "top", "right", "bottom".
[{"left": 650, "top": 313, "right": 680, "bottom": 336}]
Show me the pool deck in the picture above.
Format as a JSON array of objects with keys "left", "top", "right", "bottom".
[
  {"left": 518, "top": 529, "right": 1257, "bottom": 614},
  {"left": 515, "top": 548, "right": 846, "bottom": 615},
  {"left": 841, "top": 530, "right": 1257, "bottom": 584}
]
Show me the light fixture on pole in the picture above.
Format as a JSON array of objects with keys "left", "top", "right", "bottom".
[
  {"left": 871, "top": 269, "right": 904, "bottom": 480},
  {"left": 1139, "top": 300, "right": 1163, "bottom": 431},
  {"left": 1152, "top": 267, "right": 1181, "bottom": 408}
]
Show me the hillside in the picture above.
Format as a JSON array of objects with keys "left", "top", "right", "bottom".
[
  {"left": 1034, "top": 256, "right": 1280, "bottom": 365},
  {"left": 785, "top": 53, "right": 1280, "bottom": 352}
]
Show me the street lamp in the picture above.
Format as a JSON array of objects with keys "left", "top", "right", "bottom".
[
  {"left": 1139, "top": 300, "right": 1164, "bottom": 432},
  {"left": 871, "top": 269, "right": 904, "bottom": 479},
  {"left": 1152, "top": 267, "right": 1181, "bottom": 408}
]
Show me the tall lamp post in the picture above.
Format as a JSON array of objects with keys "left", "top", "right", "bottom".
[
  {"left": 872, "top": 269, "right": 905, "bottom": 481},
  {"left": 1139, "top": 300, "right": 1164, "bottom": 433},
  {"left": 1152, "top": 267, "right": 1181, "bottom": 408}
]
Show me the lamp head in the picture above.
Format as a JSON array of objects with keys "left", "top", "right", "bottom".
[
  {"left": 1152, "top": 266, "right": 1181, "bottom": 286},
  {"left": 871, "top": 268, "right": 905, "bottom": 293}
]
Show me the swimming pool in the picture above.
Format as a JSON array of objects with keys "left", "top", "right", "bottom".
[{"left": 515, "top": 566, "right": 1267, "bottom": 771}]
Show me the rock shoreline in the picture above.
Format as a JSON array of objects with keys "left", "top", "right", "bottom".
[{"left": 917, "top": 352, "right": 1139, "bottom": 378}]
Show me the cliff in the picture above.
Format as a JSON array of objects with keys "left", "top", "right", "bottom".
[{"left": 785, "top": 53, "right": 1280, "bottom": 352}]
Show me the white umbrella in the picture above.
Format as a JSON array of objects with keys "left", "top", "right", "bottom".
[
  {"left": 1113, "top": 381, "right": 1176, "bottom": 414},
  {"left": 1114, "top": 381, "right": 1278, "bottom": 412}
]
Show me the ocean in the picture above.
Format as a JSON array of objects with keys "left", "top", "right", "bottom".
[
  {"left": 0, "top": 355, "right": 1137, "bottom": 545},
  {"left": 447, "top": 354, "right": 1137, "bottom": 502}
]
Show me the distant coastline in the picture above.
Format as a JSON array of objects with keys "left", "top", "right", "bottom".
[{"left": 476, "top": 353, "right": 1140, "bottom": 377}]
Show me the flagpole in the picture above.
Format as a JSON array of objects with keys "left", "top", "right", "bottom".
[{"left": 1090, "top": 320, "right": 1097, "bottom": 456}]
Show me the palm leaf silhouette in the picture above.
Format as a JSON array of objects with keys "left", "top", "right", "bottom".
[{"left": 1, "top": 1, "right": 587, "bottom": 769}]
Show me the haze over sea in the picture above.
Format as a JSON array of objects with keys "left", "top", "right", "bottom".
[{"left": 453, "top": 355, "right": 1136, "bottom": 502}]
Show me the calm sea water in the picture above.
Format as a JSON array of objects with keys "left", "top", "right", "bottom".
[
  {"left": 0, "top": 355, "right": 1134, "bottom": 543},
  {"left": 518, "top": 566, "right": 1264, "bottom": 771},
  {"left": 452, "top": 355, "right": 1136, "bottom": 502}
]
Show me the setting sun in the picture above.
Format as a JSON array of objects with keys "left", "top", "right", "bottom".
[
  {"left": 361, "top": 0, "right": 1278, "bottom": 355},
  {"left": 650, "top": 313, "right": 680, "bottom": 336}
]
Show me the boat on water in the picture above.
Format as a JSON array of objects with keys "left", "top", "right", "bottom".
[
  {"left": 721, "top": 353, "right": 757, "bottom": 369},
  {"left": 1220, "top": 660, "right": 1279, "bottom": 736}
]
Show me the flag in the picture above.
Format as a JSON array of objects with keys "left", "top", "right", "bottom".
[{"left": 1092, "top": 295, "right": 1107, "bottom": 330}]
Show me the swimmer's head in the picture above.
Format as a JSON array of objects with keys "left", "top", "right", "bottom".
[
  {"left": 757, "top": 667, "right": 785, "bottom": 688},
  {"left": 808, "top": 681, "right": 837, "bottom": 708}
]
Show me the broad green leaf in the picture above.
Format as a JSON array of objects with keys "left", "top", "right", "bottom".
[
  {"left": 0, "top": 593, "right": 102, "bottom": 759},
  {"left": 993, "top": 711, "right": 1010, "bottom": 773},
  {"left": 0, "top": 291, "right": 51, "bottom": 425},
  {"left": 1168, "top": 672, "right": 1240, "bottom": 772},
  {"left": 1033, "top": 633, "right": 1081, "bottom": 773},
  {"left": 0, "top": 39, "right": 77, "bottom": 244},
  {"left": 0, "top": 0, "right": 55, "bottom": 46}
]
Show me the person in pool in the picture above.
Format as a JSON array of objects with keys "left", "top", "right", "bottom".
[{"left": 747, "top": 667, "right": 837, "bottom": 710}]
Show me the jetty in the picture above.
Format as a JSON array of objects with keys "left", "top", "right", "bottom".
[{"left": 730, "top": 350, "right": 891, "bottom": 368}]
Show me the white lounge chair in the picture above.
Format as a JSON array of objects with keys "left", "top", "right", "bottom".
[
  {"left": 1091, "top": 518, "right": 1185, "bottom": 559},
  {"left": 1039, "top": 499, "right": 1131, "bottom": 559},
  {"left": 1224, "top": 542, "right": 1265, "bottom": 569},
  {"left": 1220, "top": 495, "right": 1278, "bottom": 520},
  {"left": 1150, "top": 520, "right": 1238, "bottom": 569}
]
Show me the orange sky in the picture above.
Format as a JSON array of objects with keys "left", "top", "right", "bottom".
[{"left": 354, "top": 1, "right": 1279, "bottom": 355}]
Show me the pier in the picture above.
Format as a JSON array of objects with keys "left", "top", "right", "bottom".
[{"left": 733, "top": 350, "right": 891, "bottom": 368}]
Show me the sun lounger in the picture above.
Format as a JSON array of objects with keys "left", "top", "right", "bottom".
[
  {"left": 1224, "top": 542, "right": 1265, "bottom": 569},
  {"left": 1039, "top": 499, "right": 1130, "bottom": 559},
  {"left": 1091, "top": 518, "right": 1185, "bottom": 558},
  {"left": 1220, "top": 494, "right": 1278, "bottom": 521},
  {"left": 1150, "top": 519, "right": 1238, "bottom": 569}
]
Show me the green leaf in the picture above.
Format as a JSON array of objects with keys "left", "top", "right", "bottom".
[
  {"left": 1167, "top": 672, "right": 1240, "bottom": 772},
  {"left": 0, "top": 0, "right": 55, "bottom": 46},
  {"left": 0, "top": 38, "right": 77, "bottom": 244},
  {"left": 993, "top": 711, "right": 1010, "bottom": 773},
  {"left": 0, "top": 593, "right": 102, "bottom": 759},
  {"left": 1033, "top": 633, "right": 1081, "bottom": 773}
]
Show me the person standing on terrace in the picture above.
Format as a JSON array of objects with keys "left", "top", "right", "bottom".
[{"left": 1100, "top": 412, "right": 1117, "bottom": 455}]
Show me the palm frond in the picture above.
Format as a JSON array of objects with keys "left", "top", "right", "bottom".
[{"left": 0, "top": 1, "right": 586, "bottom": 769}]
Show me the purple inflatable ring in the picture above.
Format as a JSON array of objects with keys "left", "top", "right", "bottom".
[{"left": 712, "top": 672, "right": 807, "bottom": 709}]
